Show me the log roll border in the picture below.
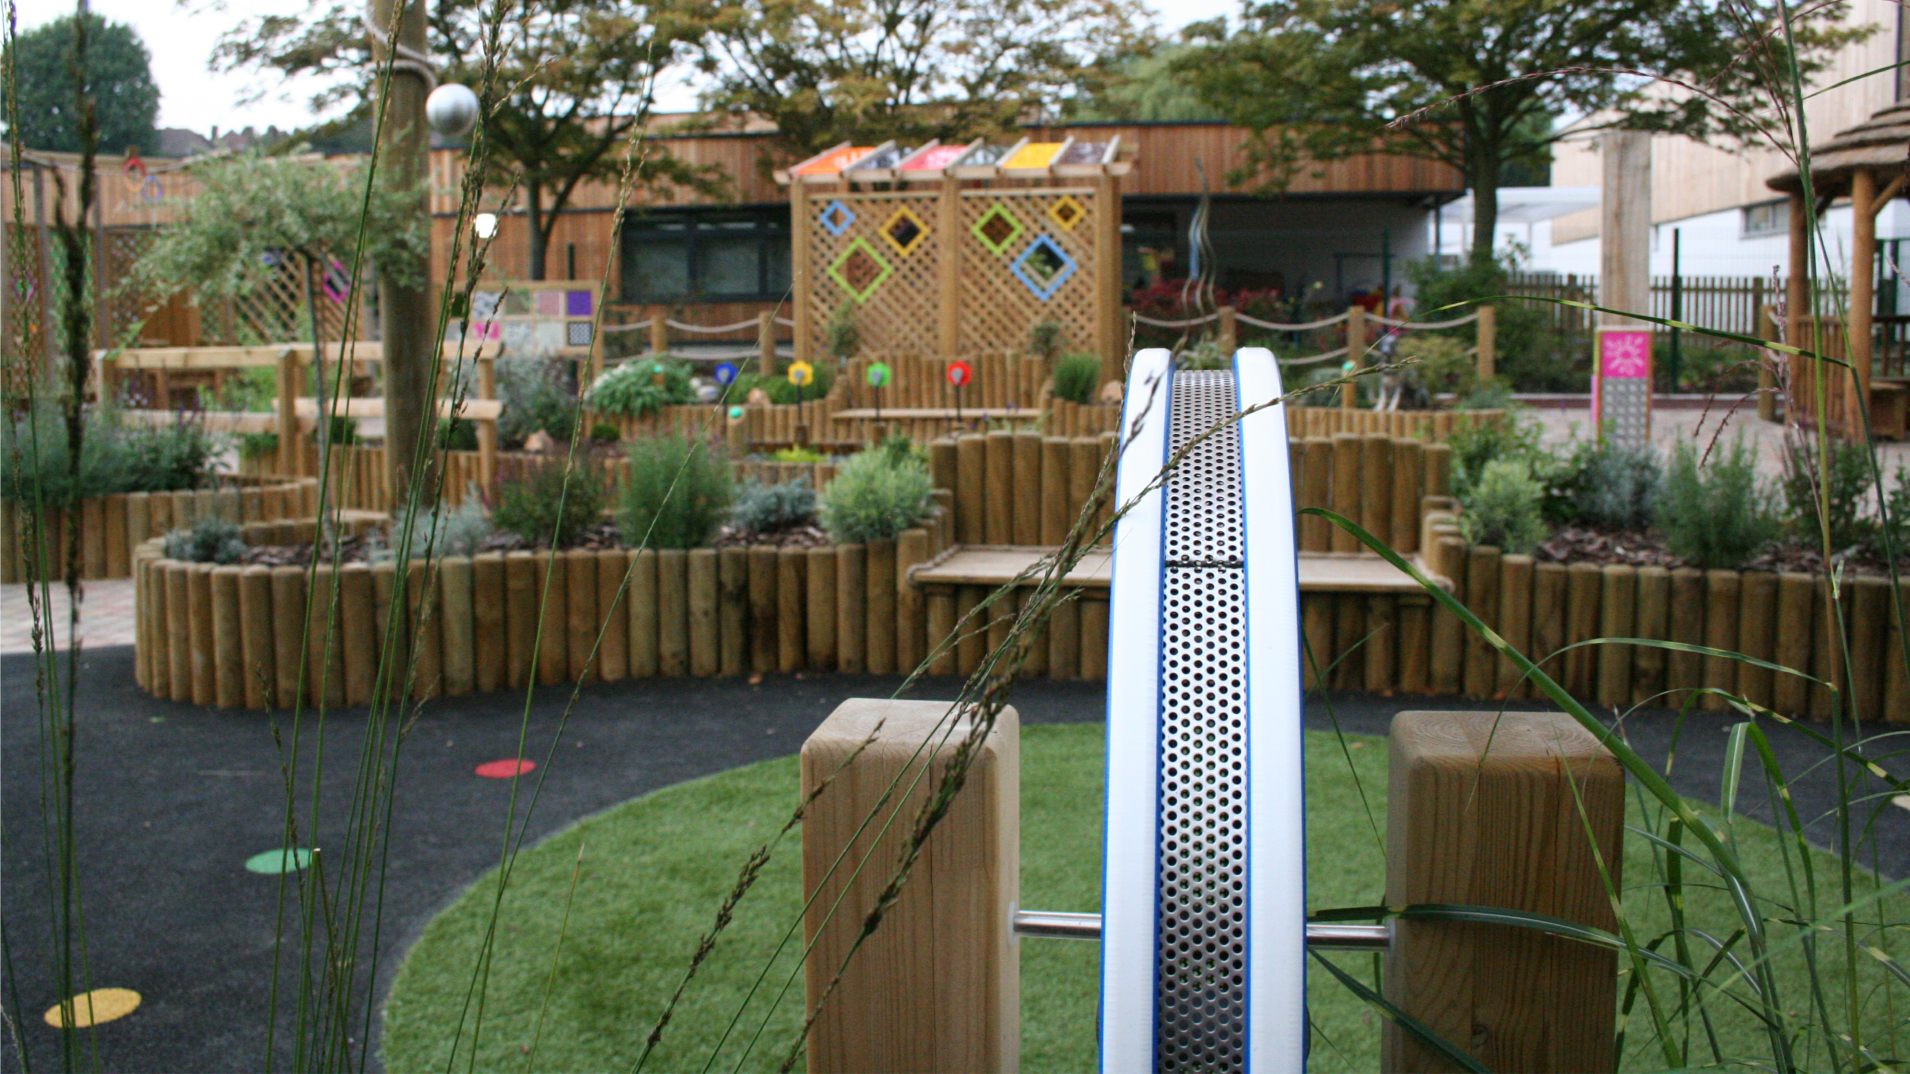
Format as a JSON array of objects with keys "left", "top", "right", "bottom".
[
  {"left": 131, "top": 512, "right": 1904, "bottom": 722},
  {"left": 1, "top": 476, "right": 319, "bottom": 583}
]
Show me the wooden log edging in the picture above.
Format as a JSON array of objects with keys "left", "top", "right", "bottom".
[
  {"left": 128, "top": 525, "right": 1906, "bottom": 722},
  {"left": 2, "top": 476, "right": 320, "bottom": 583}
]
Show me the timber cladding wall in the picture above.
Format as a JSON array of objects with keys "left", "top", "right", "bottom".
[{"left": 0, "top": 477, "right": 319, "bottom": 583}]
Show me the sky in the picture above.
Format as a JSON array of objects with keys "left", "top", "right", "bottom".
[{"left": 17, "top": 0, "right": 1237, "bottom": 137}]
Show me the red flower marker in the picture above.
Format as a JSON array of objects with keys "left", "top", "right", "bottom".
[{"left": 475, "top": 758, "right": 537, "bottom": 779}]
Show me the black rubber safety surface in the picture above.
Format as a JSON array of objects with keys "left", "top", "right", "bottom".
[{"left": 2, "top": 646, "right": 1900, "bottom": 1072}]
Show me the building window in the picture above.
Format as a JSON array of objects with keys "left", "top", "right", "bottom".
[
  {"left": 1742, "top": 199, "right": 1787, "bottom": 237},
  {"left": 621, "top": 209, "right": 790, "bottom": 302}
]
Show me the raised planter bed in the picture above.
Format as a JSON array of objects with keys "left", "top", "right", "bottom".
[{"left": 1, "top": 476, "right": 319, "bottom": 582}]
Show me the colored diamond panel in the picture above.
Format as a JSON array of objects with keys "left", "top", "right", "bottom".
[
  {"left": 566, "top": 289, "right": 593, "bottom": 316},
  {"left": 828, "top": 237, "right": 894, "bottom": 302},
  {"left": 1010, "top": 236, "right": 1078, "bottom": 301},
  {"left": 820, "top": 200, "right": 856, "bottom": 237},
  {"left": 972, "top": 204, "right": 1025, "bottom": 256},
  {"left": 1049, "top": 195, "right": 1087, "bottom": 230},
  {"left": 882, "top": 206, "right": 930, "bottom": 256}
]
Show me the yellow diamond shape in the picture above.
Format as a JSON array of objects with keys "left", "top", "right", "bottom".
[
  {"left": 1048, "top": 195, "right": 1086, "bottom": 231},
  {"left": 881, "top": 206, "right": 929, "bottom": 257}
]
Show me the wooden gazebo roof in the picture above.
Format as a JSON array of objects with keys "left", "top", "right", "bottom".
[{"left": 1766, "top": 100, "right": 1909, "bottom": 197}]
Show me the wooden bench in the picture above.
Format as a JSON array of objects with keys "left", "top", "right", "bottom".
[{"left": 907, "top": 545, "right": 1451, "bottom": 594}]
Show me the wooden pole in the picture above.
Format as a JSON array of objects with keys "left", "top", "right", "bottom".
[
  {"left": 1599, "top": 131, "right": 1652, "bottom": 329},
  {"left": 718, "top": 546, "right": 749, "bottom": 677},
  {"left": 748, "top": 545, "right": 779, "bottom": 674},
  {"left": 629, "top": 549, "right": 660, "bottom": 678},
  {"left": 792, "top": 181, "right": 815, "bottom": 363},
  {"left": 688, "top": 548, "right": 720, "bottom": 676},
  {"left": 938, "top": 178, "right": 961, "bottom": 364},
  {"left": 566, "top": 548, "right": 599, "bottom": 683},
  {"left": 801, "top": 698, "right": 1018, "bottom": 1073},
  {"left": 1217, "top": 305, "right": 1237, "bottom": 355},
  {"left": 806, "top": 546, "right": 838, "bottom": 671},
  {"left": 657, "top": 548, "right": 689, "bottom": 677},
  {"left": 1476, "top": 305, "right": 1496, "bottom": 382},
  {"left": 1383, "top": 710, "right": 1623, "bottom": 1073},
  {"left": 1343, "top": 305, "right": 1366, "bottom": 408},
  {"left": 1848, "top": 168, "right": 1877, "bottom": 430},
  {"left": 983, "top": 431, "right": 1013, "bottom": 545},
  {"left": 370, "top": 0, "right": 434, "bottom": 512},
  {"left": 778, "top": 546, "right": 806, "bottom": 673}
]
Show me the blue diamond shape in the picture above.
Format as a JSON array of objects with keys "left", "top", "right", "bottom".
[
  {"left": 820, "top": 200, "right": 856, "bottom": 237},
  {"left": 1009, "top": 236, "right": 1077, "bottom": 301}
]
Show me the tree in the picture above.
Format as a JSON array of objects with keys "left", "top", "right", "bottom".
[
  {"left": 1067, "top": 46, "right": 1224, "bottom": 123},
  {"left": 214, "top": 0, "right": 718, "bottom": 279},
  {"left": 695, "top": 0, "right": 1153, "bottom": 155},
  {"left": 1177, "top": 0, "right": 1868, "bottom": 262},
  {"left": 1, "top": 12, "right": 158, "bottom": 154},
  {"left": 130, "top": 152, "right": 427, "bottom": 465}
]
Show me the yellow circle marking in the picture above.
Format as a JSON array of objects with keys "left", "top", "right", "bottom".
[{"left": 43, "top": 988, "right": 141, "bottom": 1029}]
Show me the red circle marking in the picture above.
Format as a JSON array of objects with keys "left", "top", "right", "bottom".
[
  {"left": 946, "top": 360, "right": 973, "bottom": 387},
  {"left": 475, "top": 758, "right": 536, "bottom": 779}
]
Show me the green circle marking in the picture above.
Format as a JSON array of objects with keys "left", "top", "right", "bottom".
[{"left": 245, "top": 848, "right": 314, "bottom": 875}]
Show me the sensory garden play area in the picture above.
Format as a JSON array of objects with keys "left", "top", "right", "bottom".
[{"left": 4, "top": 2, "right": 1909, "bottom": 1072}]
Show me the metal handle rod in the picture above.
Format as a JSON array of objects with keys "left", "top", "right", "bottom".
[{"left": 1013, "top": 911, "right": 1390, "bottom": 951}]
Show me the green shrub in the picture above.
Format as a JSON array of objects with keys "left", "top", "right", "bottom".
[
  {"left": 585, "top": 360, "right": 697, "bottom": 418},
  {"left": 1397, "top": 333, "right": 1478, "bottom": 397},
  {"left": 211, "top": 366, "right": 278, "bottom": 412},
  {"left": 1657, "top": 438, "right": 1776, "bottom": 569},
  {"left": 824, "top": 304, "right": 860, "bottom": 362},
  {"left": 819, "top": 446, "right": 933, "bottom": 543},
  {"left": 1457, "top": 457, "right": 1549, "bottom": 554},
  {"left": 390, "top": 493, "right": 494, "bottom": 559},
  {"left": 1779, "top": 435, "right": 1874, "bottom": 550},
  {"left": 618, "top": 435, "right": 732, "bottom": 550},
  {"left": 872, "top": 435, "right": 925, "bottom": 469},
  {"left": 1176, "top": 337, "right": 1229, "bottom": 370},
  {"left": 496, "top": 355, "right": 577, "bottom": 446},
  {"left": 437, "top": 417, "right": 478, "bottom": 452},
  {"left": 1867, "top": 465, "right": 1908, "bottom": 563},
  {"left": 1030, "top": 320, "right": 1064, "bottom": 361},
  {"left": 589, "top": 422, "right": 621, "bottom": 444},
  {"left": 771, "top": 445, "right": 828, "bottom": 464},
  {"left": 493, "top": 461, "right": 607, "bottom": 548},
  {"left": 734, "top": 361, "right": 835, "bottom": 405},
  {"left": 1, "top": 401, "right": 215, "bottom": 503},
  {"left": 163, "top": 516, "right": 245, "bottom": 564},
  {"left": 237, "top": 431, "right": 280, "bottom": 460},
  {"left": 1457, "top": 377, "right": 1516, "bottom": 412},
  {"left": 1447, "top": 410, "right": 1544, "bottom": 498},
  {"left": 1551, "top": 437, "right": 1661, "bottom": 530},
  {"left": 1051, "top": 352, "right": 1102, "bottom": 404},
  {"left": 730, "top": 478, "right": 817, "bottom": 536}
]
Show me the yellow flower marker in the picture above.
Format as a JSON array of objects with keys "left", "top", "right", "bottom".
[{"left": 44, "top": 988, "right": 141, "bottom": 1029}]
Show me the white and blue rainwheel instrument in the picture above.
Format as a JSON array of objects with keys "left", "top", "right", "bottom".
[{"left": 1100, "top": 347, "right": 1306, "bottom": 1072}]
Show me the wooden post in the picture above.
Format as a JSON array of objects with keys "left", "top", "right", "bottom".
[
  {"left": 757, "top": 311, "right": 776, "bottom": 373},
  {"left": 238, "top": 566, "right": 274, "bottom": 710},
  {"left": 1848, "top": 168, "right": 1877, "bottom": 426},
  {"left": 270, "top": 566, "right": 304, "bottom": 709},
  {"left": 1011, "top": 432, "right": 1042, "bottom": 546},
  {"left": 718, "top": 546, "right": 749, "bottom": 677},
  {"left": 629, "top": 549, "right": 660, "bottom": 678},
  {"left": 793, "top": 180, "right": 816, "bottom": 363},
  {"left": 1600, "top": 130, "right": 1652, "bottom": 329},
  {"left": 440, "top": 556, "right": 476, "bottom": 696},
  {"left": 689, "top": 548, "right": 721, "bottom": 676},
  {"left": 938, "top": 178, "right": 961, "bottom": 364},
  {"left": 339, "top": 564, "right": 375, "bottom": 706},
  {"left": 955, "top": 434, "right": 985, "bottom": 545},
  {"left": 1343, "top": 305, "right": 1366, "bottom": 408},
  {"left": 1383, "top": 710, "right": 1623, "bottom": 1073},
  {"left": 278, "top": 352, "right": 300, "bottom": 476},
  {"left": 806, "top": 546, "right": 838, "bottom": 671},
  {"left": 477, "top": 357, "right": 498, "bottom": 494},
  {"left": 801, "top": 698, "right": 1018, "bottom": 1073},
  {"left": 1667, "top": 567, "right": 1705, "bottom": 698},
  {"left": 864, "top": 539, "right": 896, "bottom": 675},
  {"left": 1476, "top": 305, "right": 1497, "bottom": 382},
  {"left": 650, "top": 316, "right": 669, "bottom": 359},
  {"left": 1496, "top": 555, "right": 1534, "bottom": 699},
  {"left": 748, "top": 546, "right": 779, "bottom": 674},
  {"left": 211, "top": 566, "right": 245, "bottom": 709},
  {"left": 1597, "top": 565, "right": 1636, "bottom": 706},
  {"left": 1632, "top": 566, "right": 1670, "bottom": 706},
  {"left": 1217, "top": 305, "right": 1238, "bottom": 355},
  {"left": 1094, "top": 174, "right": 1123, "bottom": 384},
  {"left": 657, "top": 549, "right": 689, "bottom": 677},
  {"left": 473, "top": 553, "right": 506, "bottom": 693},
  {"left": 1463, "top": 546, "right": 1501, "bottom": 698},
  {"left": 983, "top": 431, "right": 1014, "bottom": 545},
  {"left": 566, "top": 548, "right": 599, "bottom": 683},
  {"left": 778, "top": 546, "right": 807, "bottom": 673},
  {"left": 1331, "top": 435, "right": 1361, "bottom": 553}
]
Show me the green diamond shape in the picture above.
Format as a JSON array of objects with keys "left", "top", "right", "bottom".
[
  {"left": 971, "top": 203, "right": 1024, "bottom": 256},
  {"left": 828, "top": 237, "right": 894, "bottom": 303}
]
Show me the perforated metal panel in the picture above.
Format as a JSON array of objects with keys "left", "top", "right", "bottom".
[{"left": 1155, "top": 370, "right": 1248, "bottom": 1072}]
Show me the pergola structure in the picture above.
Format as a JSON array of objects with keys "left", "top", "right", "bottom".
[
  {"left": 775, "top": 138, "right": 1133, "bottom": 383},
  {"left": 1768, "top": 101, "right": 1909, "bottom": 438}
]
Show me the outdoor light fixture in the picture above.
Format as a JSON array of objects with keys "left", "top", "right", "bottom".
[
  {"left": 473, "top": 212, "right": 499, "bottom": 239},
  {"left": 426, "top": 83, "right": 481, "bottom": 138}
]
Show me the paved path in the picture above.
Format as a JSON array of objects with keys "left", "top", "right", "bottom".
[
  {"left": 1, "top": 581, "right": 138, "bottom": 655},
  {"left": 2, "top": 649, "right": 1902, "bottom": 1073},
  {"left": 1526, "top": 398, "right": 1910, "bottom": 478}
]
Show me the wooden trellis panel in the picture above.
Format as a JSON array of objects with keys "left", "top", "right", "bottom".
[
  {"left": 956, "top": 188, "right": 1100, "bottom": 358},
  {"left": 802, "top": 189, "right": 944, "bottom": 360}
]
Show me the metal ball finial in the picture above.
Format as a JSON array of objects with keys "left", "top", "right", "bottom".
[{"left": 426, "top": 83, "right": 480, "bottom": 138}]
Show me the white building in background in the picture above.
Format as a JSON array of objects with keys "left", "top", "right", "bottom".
[{"left": 1432, "top": 0, "right": 1906, "bottom": 288}]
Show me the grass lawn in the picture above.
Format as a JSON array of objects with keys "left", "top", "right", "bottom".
[{"left": 382, "top": 723, "right": 1906, "bottom": 1072}]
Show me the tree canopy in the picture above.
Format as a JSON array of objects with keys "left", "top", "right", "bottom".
[
  {"left": 1066, "top": 46, "right": 1225, "bottom": 124},
  {"left": 2, "top": 12, "right": 159, "bottom": 154},
  {"left": 694, "top": 0, "right": 1153, "bottom": 154},
  {"left": 214, "top": 0, "right": 718, "bottom": 279},
  {"left": 1177, "top": 0, "right": 1868, "bottom": 260},
  {"left": 131, "top": 152, "right": 426, "bottom": 311}
]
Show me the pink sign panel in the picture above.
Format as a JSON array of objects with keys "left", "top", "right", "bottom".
[{"left": 1599, "top": 330, "right": 1651, "bottom": 378}]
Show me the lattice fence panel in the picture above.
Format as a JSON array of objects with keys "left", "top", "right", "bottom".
[
  {"left": 957, "top": 188, "right": 1098, "bottom": 358},
  {"left": 803, "top": 190, "right": 944, "bottom": 360},
  {"left": 2, "top": 226, "right": 49, "bottom": 370}
]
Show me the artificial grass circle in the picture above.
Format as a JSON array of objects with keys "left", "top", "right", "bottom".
[
  {"left": 383, "top": 724, "right": 1908, "bottom": 1074},
  {"left": 43, "top": 988, "right": 141, "bottom": 1029},
  {"left": 474, "top": 758, "right": 536, "bottom": 779},
  {"left": 244, "top": 848, "right": 314, "bottom": 875}
]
